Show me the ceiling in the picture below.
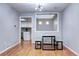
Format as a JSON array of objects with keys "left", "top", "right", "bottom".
[{"left": 8, "top": 3, "right": 70, "bottom": 13}]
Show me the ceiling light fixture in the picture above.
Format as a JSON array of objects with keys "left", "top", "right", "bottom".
[{"left": 35, "top": 4, "right": 43, "bottom": 11}]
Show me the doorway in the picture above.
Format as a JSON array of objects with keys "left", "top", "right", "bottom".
[{"left": 20, "top": 16, "right": 32, "bottom": 44}]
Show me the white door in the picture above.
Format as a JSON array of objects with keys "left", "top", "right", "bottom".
[{"left": 23, "top": 32, "right": 30, "bottom": 40}]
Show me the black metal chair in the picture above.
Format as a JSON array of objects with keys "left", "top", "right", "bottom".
[
  {"left": 35, "top": 41, "right": 41, "bottom": 49},
  {"left": 42, "top": 36, "right": 56, "bottom": 50},
  {"left": 55, "top": 41, "right": 63, "bottom": 50}
]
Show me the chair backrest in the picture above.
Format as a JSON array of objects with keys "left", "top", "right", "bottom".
[{"left": 42, "top": 36, "right": 56, "bottom": 44}]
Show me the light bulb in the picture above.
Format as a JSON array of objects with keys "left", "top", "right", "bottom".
[
  {"left": 39, "top": 21, "right": 42, "bottom": 25},
  {"left": 46, "top": 21, "right": 49, "bottom": 25},
  {"left": 35, "top": 8, "right": 38, "bottom": 10},
  {"left": 39, "top": 9, "right": 42, "bottom": 11}
]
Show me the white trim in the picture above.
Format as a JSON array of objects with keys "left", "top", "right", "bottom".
[
  {"left": 64, "top": 44, "right": 79, "bottom": 56},
  {"left": 0, "top": 41, "right": 20, "bottom": 54},
  {"left": 19, "top": 16, "right": 21, "bottom": 43}
]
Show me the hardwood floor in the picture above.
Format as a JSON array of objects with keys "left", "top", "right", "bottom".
[{"left": 0, "top": 41, "right": 76, "bottom": 56}]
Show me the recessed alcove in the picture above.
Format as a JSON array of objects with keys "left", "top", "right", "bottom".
[{"left": 36, "top": 14, "right": 58, "bottom": 31}]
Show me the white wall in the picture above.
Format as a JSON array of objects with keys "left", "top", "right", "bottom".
[
  {"left": 0, "top": 4, "right": 19, "bottom": 51},
  {"left": 62, "top": 4, "right": 79, "bottom": 53},
  {"left": 20, "top": 12, "right": 62, "bottom": 43}
]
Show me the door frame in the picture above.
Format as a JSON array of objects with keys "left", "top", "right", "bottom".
[{"left": 19, "top": 16, "right": 32, "bottom": 43}]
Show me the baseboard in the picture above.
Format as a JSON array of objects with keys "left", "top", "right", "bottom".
[
  {"left": 64, "top": 44, "right": 79, "bottom": 56},
  {"left": 0, "top": 41, "right": 20, "bottom": 55}
]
